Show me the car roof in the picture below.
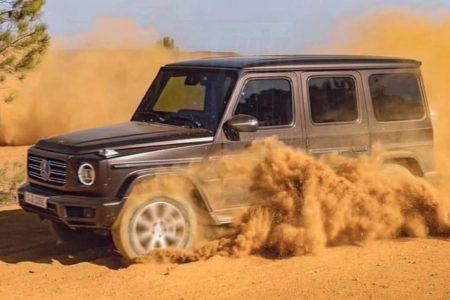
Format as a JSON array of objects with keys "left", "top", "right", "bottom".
[{"left": 165, "top": 55, "right": 421, "bottom": 70}]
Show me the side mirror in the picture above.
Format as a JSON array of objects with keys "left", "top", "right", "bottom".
[
  {"left": 223, "top": 114, "right": 258, "bottom": 141},
  {"left": 226, "top": 114, "right": 259, "bottom": 132}
]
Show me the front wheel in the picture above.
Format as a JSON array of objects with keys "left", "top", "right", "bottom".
[{"left": 112, "top": 196, "right": 195, "bottom": 260}]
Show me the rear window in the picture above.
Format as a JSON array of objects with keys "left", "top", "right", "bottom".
[{"left": 369, "top": 73, "right": 424, "bottom": 121}]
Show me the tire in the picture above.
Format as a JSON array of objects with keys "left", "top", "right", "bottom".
[
  {"left": 112, "top": 196, "right": 196, "bottom": 260},
  {"left": 47, "top": 221, "right": 101, "bottom": 245}
]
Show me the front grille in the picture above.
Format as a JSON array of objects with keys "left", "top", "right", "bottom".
[{"left": 28, "top": 155, "right": 67, "bottom": 186}]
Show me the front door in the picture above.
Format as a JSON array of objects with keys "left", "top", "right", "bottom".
[
  {"left": 202, "top": 72, "right": 305, "bottom": 218},
  {"left": 220, "top": 72, "right": 304, "bottom": 152}
]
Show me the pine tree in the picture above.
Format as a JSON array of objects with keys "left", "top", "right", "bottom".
[{"left": 0, "top": 0, "right": 49, "bottom": 83}]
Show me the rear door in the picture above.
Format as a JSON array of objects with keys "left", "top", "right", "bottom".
[{"left": 300, "top": 71, "right": 369, "bottom": 155}]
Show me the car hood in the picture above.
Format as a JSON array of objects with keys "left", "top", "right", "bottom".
[{"left": 35, "top": 122, "right": 214, "bottom": 155}]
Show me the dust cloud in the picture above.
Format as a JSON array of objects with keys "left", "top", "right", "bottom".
[
  {"left": 132, "top": 10, "right": 450, "bottom": 264},
  {"left": 134, "top": 138, "right": 450, "bottom": 264},
  {"left": 0, "top": 17, "right": 216, "bottom": 145},
  {"left": 325, "top": 10, "right": 450, "bottom": 178},
  {"left": 2, "top": 11, "right": 449, "bottom": 263}
]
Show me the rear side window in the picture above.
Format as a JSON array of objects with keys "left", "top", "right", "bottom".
[
  {"left": 235, "top": 78, "right": 293, "bottom": 127},
  {"left": 308, "top": 77, "right": 358, "bottom": 123},
  {"left": 369, "top": 73, "right": 424, "bottom": 121}
]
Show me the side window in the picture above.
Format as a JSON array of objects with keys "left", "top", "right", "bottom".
[
  {"left": 369, "top": 73, "right": 424, "bottom": 121},
  {"left": 235, "top": 78, "right": 293, "bottom": 127},
  {"left": 308, "top": 77, "right": 358, "bottom": 123}
]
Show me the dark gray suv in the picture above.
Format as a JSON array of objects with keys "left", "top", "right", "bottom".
[{"left": 18, "top": 55, "right": 436, "bottom": 259}]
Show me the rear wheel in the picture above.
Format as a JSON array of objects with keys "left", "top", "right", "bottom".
[{"left": 112, "top": 196, "right": 195, "bottom": 260}]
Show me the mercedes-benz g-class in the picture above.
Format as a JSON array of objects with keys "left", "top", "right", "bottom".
[{"left": 18, "top": 55, "right": 436, "bottom": 259}]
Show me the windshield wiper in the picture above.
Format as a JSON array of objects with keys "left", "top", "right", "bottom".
[
  {"left": 165, "top": 115, "right": 203, "bottom": 128},
  {"left": 137, "top": 111, "right": 204, "bottom": 130},
  {"left": 136, "top": 111, "right": 166, "bottom": 123}
]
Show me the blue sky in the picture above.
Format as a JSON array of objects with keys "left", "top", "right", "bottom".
[{"left": 43, "top": 0, "right": 450, "bottom": 53}]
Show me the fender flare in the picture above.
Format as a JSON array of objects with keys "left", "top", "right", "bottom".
[
  {"left": 382, "top": 151, "right": 424, "bottom": 177},
  {"left": 117, "top": 169, "right": 219, "bottom": 225}
]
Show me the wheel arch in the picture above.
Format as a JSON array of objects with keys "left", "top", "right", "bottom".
[
  {"left": 117, "top": 170, "right": 219, "bottom": 225},
  {"left": 382, "top": 151, "right": 424, "bottom": 177}
]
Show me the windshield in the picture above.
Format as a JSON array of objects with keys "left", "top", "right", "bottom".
[{"left": 133, "top": 68, "right": 238, "bottom": 132}]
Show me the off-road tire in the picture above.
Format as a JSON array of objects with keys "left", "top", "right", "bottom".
[{"left": 112, "top": 196, "right": 196, "bottom": 260}]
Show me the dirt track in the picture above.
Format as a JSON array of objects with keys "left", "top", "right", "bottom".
[{"left": 0, "top": 205, "right": 448, "bottom": 299}]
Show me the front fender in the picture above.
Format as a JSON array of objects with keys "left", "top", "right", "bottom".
[{"left": 117, "top": 167, "right": 220, "bottom": 225}]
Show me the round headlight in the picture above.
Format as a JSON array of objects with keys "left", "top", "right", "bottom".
[{"left": 78, "top": 163, "right": 95, "bottom": 186}]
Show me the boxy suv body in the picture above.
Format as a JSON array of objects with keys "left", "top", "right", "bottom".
[{"left": 18, "top": 55, "right": 436, "bottom": 258}]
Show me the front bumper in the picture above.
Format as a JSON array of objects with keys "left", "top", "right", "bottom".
[{"left": 18, "top": 183, "right": 124, "bottom": 229}]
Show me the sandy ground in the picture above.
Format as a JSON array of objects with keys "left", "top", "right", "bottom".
[
  {"left": 0, "top": 205, "right": 448, "bottom": 300},
  {"left": 0, "top": 146, "right": 449, "bottom": 299},
  {"left": 0, "top": 146, "right": 28, "bottom": 161},
  {"left": 0, "top": 146, "right": 27, "bottom": 204}
]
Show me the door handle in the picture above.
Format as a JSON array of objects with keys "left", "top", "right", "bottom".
[{"left": 351, "top": 146, "right": 368, "bottom": 153}]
